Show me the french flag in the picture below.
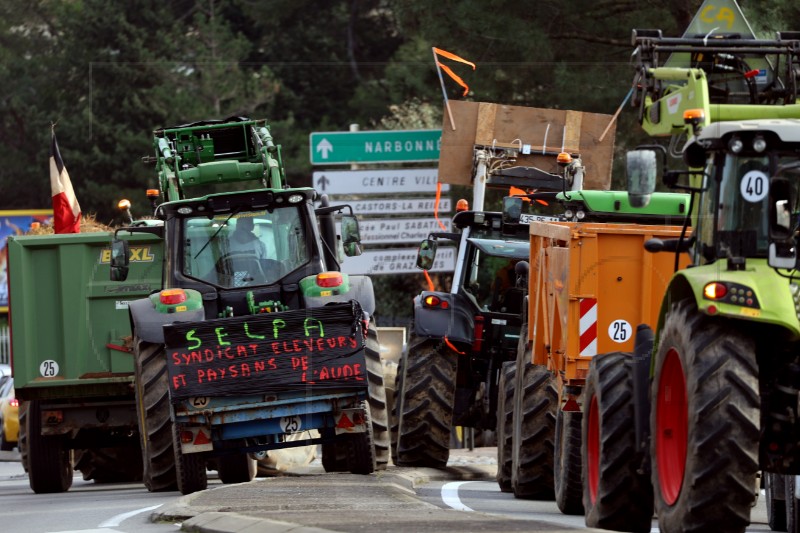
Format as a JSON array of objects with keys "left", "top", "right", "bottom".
[{"left": 49, "top": 128, "right": 81, "bottom": 234}]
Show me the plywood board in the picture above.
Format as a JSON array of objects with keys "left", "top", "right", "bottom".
[{"left": 438, "top": 101, "right": 616, "bottom": 190}]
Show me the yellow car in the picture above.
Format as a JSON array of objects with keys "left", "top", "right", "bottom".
[{"left": 0, "top": 374, "right": 18, "bottom": 451}]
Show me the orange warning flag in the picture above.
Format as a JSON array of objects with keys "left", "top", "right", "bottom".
[
  {"left": 509, "top": 186, "right": 530, "bottom": 202},
  {"left": 509, "top": 186, "right": 550, "bottom": 206},
  {"left": 433, "top": 47, "right": 476, "bottom": 96}
]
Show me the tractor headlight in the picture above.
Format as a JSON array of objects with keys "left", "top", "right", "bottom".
[
  {"left": 753, "top": 135, "right": 767, "bottom": 153},
  {"left": 729, "top": 136, "right": 744, "bottom": 154}
]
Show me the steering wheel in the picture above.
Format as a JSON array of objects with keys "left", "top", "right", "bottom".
[{"left": 215, "top": 252, "right": 267, "bottom": 285}]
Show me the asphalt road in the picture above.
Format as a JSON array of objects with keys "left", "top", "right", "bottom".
[{"left": 0, "top": 448, "right": 779, "bottom": 533}]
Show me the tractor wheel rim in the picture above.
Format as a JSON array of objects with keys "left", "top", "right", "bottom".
[
  {"left": 588, "top": 395, "right": 600, "bottom": 503},
  {"left": 656, "top": 347, "right": 687, "bottom": 505}
]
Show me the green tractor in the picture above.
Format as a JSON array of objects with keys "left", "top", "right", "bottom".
[
  {"left": 111, "top": 117, "right": 388, "bottom": 494},
  {"left": 583, "top": 14, "right": 800, "bottom": 532}
]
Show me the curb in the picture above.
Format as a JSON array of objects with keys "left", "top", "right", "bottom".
[
  {"left": 378, "top": 465, "right": 496, "bottom": 493},
  {"left": 152, "top": 464, "right": 497, "bottom": 533},
  {"left": 180, "top": 512, "right": 338, "bottom": 533}
]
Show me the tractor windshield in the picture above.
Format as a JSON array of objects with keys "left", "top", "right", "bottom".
[
  {"left": 181, "top": 206, "right": 309, "bottom": 288},
  {"left": 462, "top": 238, "right": 529, "bottom": 313},
  {"left": 697, "top": 153, "right": 800, "bottom": 261}
]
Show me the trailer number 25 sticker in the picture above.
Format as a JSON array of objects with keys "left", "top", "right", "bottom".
[
  {"left": 608, "top": 320, "right": 632, "bottom": 343},
  {"left": 280, "top": 416, "right": 302, "bottom": 433},
  {"left": 189, "top": 397, "right": 210, "bottom": 409},
  {"left": 741, "top": 170, "right": 768, "bottom": 203},
  {"left": 40, "top": 360, "right": 59, "bottom": 377}
]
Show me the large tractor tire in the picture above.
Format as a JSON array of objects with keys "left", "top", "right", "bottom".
[
  {"left": 554, "top": 408, "right": 584, "bottom": 515},
  {"left": 346, "top": 401, "right": 376, "bottom": 475},
  {"left": 395, "top": 336, "right": 458, "bottom": 468},
  {"left": 583, "top": 351, "right": 652, "bottom": 532},
  {"left": 511, "top": 362, "right": 556, "bottom": 499},
  {"left": 390, "top": 350, "right": 405, "bottom": 465},
  {"left": 133, "top": 337, "right": 177, "bottom": 492},
  {"left": 24, "top": 400, "right": 73, "bottom": 493},
  {"left": 765, "top": 472, "right": 787, "bottom": 531},
  {"left": 496, "top": 361, "right": 515, "bottom": 493},
  {"left": 785, "top": 475, "right": 799, "bottom": 533},
  {"left": 75, "top": 446, "right": 143, "bottom": 483},
  {"left": 216, "top": 449, "right": 256, "bottom": 484},
  {"left": 651, "top": 301, "right": 759, "bottom": 533},
  {"left": 365, "top": 322, "right": 390, "bottom": 471}
]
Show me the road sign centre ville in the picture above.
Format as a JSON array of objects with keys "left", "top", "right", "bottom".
[{"left": 310, "top": 129, "right": 442, "bottom": 165}]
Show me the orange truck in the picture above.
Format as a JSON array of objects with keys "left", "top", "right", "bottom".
[{"left": 497, "top": 196, "right": 690, "bottom": 516}]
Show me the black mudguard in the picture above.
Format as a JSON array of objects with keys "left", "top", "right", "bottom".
[
  {"left": 128, "top": 298, "right": 205, "bottom": 344},
  {"left": 411, "top": 291, "right": 474, "bottom": 345},
  {"left": 303, "top": 275, "right": 376, "bottom": 318}
]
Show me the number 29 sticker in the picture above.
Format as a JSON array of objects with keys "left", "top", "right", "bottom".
[{"left": 608, "top": 320, "right": 632, "bottom": 344}]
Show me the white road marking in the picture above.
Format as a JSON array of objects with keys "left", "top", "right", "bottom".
[
  {"left": 49, "top": 529, "right": 121, "bottom": 533},
  {"left": 441, "top": 481, "right": 474, "bottom": 512},
  {"left": 98, "top": 504, "right": 162, "bottom": 528}
]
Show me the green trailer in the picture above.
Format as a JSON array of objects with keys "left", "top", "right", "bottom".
[{"left": 8, "top": 231, "right": 162, "bottom": 492}]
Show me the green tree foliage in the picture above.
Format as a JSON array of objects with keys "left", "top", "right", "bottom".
[{"left": 7, "top": 0, "right": 791, "bottom": 217}]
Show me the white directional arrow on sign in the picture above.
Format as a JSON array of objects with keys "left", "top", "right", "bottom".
[
  {"left": 312, "top": 168, "right": 446, "bottom": 195},
  {"left": 315, "top": 138, "right": 334, "bottom": 160}
]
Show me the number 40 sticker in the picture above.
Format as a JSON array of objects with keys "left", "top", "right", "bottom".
[
  {"left": 608, "top": 320, "right": 632, "bottom": 344},
  {"left": 741, "top": 170, "right": 768, "bottom": 203}
]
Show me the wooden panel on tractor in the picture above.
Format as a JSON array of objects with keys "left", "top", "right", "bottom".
[{"left": 438, "top": 100, "right": 616, "bottom": 190}]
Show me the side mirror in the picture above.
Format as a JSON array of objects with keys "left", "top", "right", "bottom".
[
  {"left": 770, "top": 178, "right": 793, "bottom": 240},
  {"left": 341, "top": 215, "right": 362, "bottom": 257},
  {"left": 110, "top": 239, "right": 130, "bottom": 281},
  {"left": 502, "top": 196, "right": 523, "bottom": 224},
  {"left": 626, "top": 150, "right": 657, "bottom": 208},
  {"left": 514, "top": 261, "right": 529, "bottom": 288},
  {"left": 768, "top": 178, "right": 797, "bottom": 269},
  {"left": 416, "top": 238, "right": 438, "bottom": 270}
]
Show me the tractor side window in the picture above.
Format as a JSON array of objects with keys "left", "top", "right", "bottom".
[{"left": 717, "top": 155, "right": 769, "bottom": 256}]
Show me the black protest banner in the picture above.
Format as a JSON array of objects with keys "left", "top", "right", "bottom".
[{"left": 163, "top": 301, "right": 366, "bottom": 401}]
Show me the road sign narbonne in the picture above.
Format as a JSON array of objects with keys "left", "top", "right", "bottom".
[{"left": 310, "top": 129, "right": 442, "bottom": 165}]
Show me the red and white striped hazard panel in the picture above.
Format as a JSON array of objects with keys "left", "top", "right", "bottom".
[{"left": 579, "top": 298, "right": 598, "bottom": 356}]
